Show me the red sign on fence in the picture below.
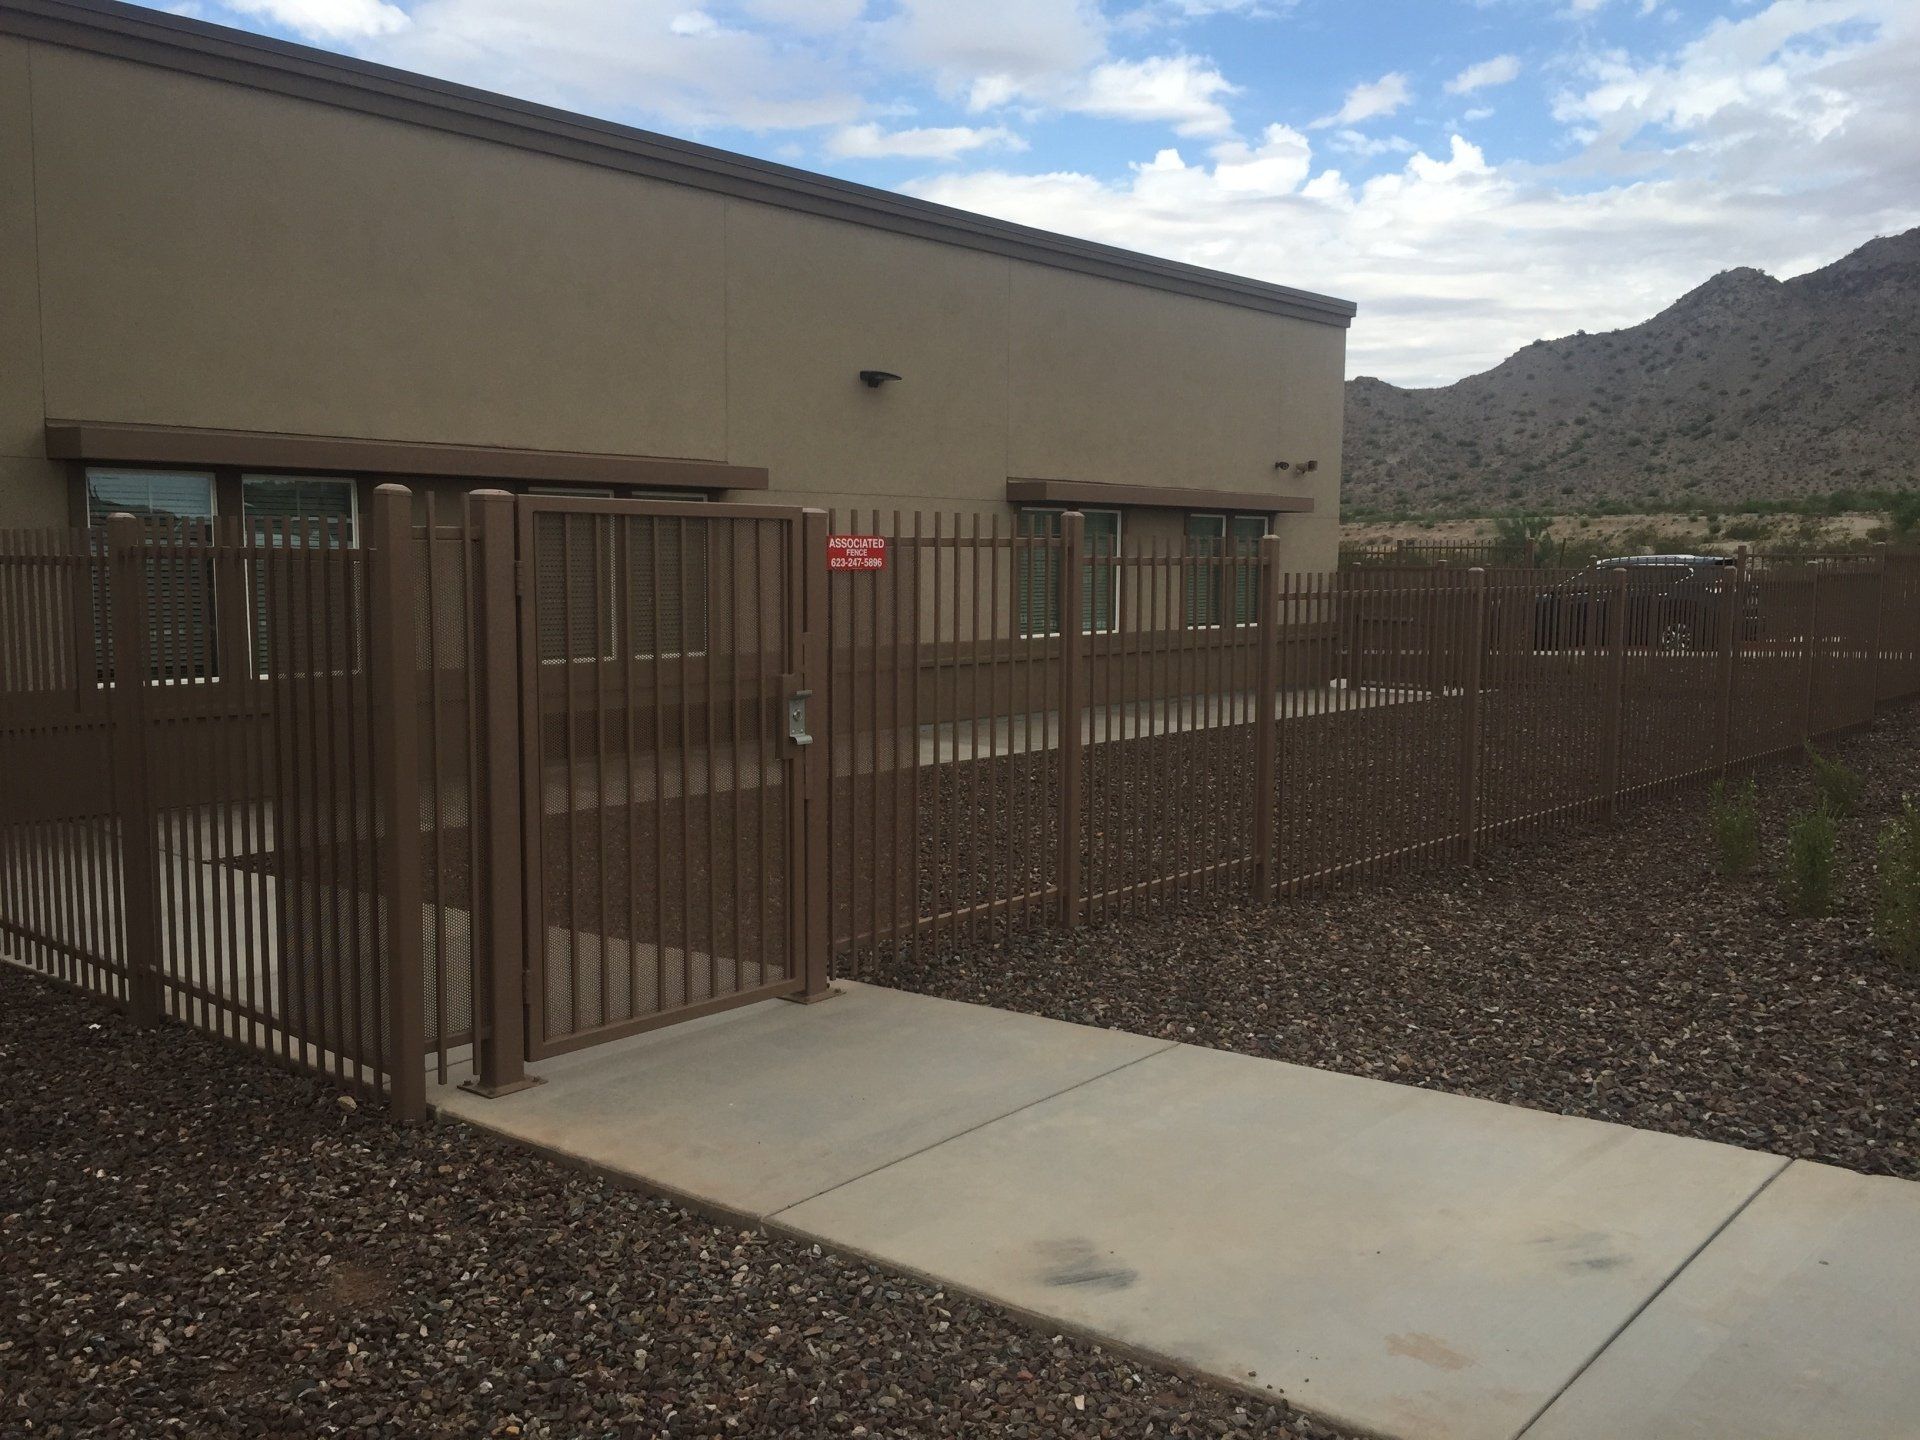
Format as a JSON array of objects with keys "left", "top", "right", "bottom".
[{"left": 827, "top": 535, "right": 888, "bottom": 570}]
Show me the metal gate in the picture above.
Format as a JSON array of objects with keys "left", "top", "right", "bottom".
[{"left": 516, "top": 495, "right": 829, "bottom": 1057}]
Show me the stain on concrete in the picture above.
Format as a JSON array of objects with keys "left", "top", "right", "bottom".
[
  {"left": 1531, "top": 1229, "right": 1630, "bottom": 1275},
  {"left": 1387, "top": 1332, "right": 1474, "bottom": 1371},
  {"left": 1035, "top": 1238, "right": 1137, "bottom": 1291}
]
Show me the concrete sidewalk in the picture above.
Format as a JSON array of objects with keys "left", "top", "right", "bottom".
[{"left": 431, "top": 982, "right": 1920, "bottom": 1440}]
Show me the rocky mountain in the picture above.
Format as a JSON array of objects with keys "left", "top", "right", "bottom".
[{"left": 1343, "top": 227, "right": 1920, "bottom": 515}]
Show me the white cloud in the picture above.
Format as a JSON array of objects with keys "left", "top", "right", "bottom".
[
  {"left": 1312, "top": 71, "right": 1410, "bottom": 128},
  {"left": 221, "top": 0, "right": 408, "bottom": 39},
  {"left": 826, "top": 121, "right": 1027, "bottom": 160},
  {"left": 906, "top": 2, "right": 1920, "bottom": 386},
  {"left": 1326, "top": 129, "right": 1415, "bottom": 157},
  {"left": 1126, "top": 0, "right": 1293, "bottom": 17},
  {"left": 371, "top": 0, "right": 862, "bottom": 131},
  {"left": 877, "top": 0, "right": 1107, "bottom": 103},
  {"left": 1071, "top": 54, "right": 1238, "bottom": 136},
  {"left": 1208, "top": 124, "right": 1312, "bottom": 193},
  {"left": 737, "top": 0, "right": 868, "bottom": 31},
  {"left": 1445, "top": 54, "right": 1521, "bottom": 95}
]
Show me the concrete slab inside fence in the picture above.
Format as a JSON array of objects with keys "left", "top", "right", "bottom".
[
  {"left": 774, "top": 1041, "right": 1785, "bottom": 1440},
  {"left": 1522, "top": 1162, "right": 1920, "bottom": 1440},
  {"left": 430, "top": 981, "right": 1172, "bottom": 1216}
]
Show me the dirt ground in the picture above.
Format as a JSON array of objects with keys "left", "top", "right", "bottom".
[{"left": 0, "top": 963, "right": 1350, "bottom": 1440}]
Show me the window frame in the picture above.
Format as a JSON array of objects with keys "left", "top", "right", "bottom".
[
  {"left": 241, "top": 473, "right": 360, "bottom": 547},
  {"left": 84, "top": 466, "right": 220, "bottom": 687},
  {"left": 240, "top": 474, "right": 361, "bottom": 680},
  {"left": 1016, "top": 506, "right": 1122, "bottom": 639},
  {"left": 530, "top": 506, "right": 713, "bottom": 668},
  {"left": 1185, "top": 511, "right": 1270, "bottom": 629}
]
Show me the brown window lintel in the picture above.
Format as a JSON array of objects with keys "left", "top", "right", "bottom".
[
  {"left": 1005, "top": 478, "right": 1313, "bottom": 513},
  {"left": 45, "top": 421, "right": 767, "bottom": 492}
]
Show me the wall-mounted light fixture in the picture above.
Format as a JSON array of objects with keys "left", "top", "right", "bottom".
[{"left": 859, "top": 370, "right": 902, "bottom": 389}]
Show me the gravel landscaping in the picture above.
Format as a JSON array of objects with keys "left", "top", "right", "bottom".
[
  {"left": 0, "top": 968, "right": 1349, "bottom": 1440},
  {"left": 874, "top": 706, "right": 1920, "bottom": 1180}
]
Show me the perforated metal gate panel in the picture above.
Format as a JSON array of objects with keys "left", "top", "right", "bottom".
[{"left": 517, "top": 497, "right": 802, "bottom": 1056}]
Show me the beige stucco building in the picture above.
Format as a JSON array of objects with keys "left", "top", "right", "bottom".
[{"left": 0, "top": 0, "right": 1354, "bottom": 567}]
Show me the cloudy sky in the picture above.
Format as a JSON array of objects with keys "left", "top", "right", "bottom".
[{"left": 157, "top": 0, "right": 1920, "bottom": 387}]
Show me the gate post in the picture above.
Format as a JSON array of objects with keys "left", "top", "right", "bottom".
[
  {"left": 790, "top": 508, "right": 836, "bottom": 1001},
  {"left": 107, "top": 514, "right": 162, "bottom": 1026},
  {"left": 462, "top": 490, "right": 537, "bottom": 1096},
  {"left": 1602, "top": 565, "right": 1628, "bottom": 819},
  {"left": 1250, "top": 534, "right": 1282, "bottom": 902},
  {"left": 1056, "top": 512, "right": 1086, "bottom": 927},
  {"left": 368, "top": 485, "right": 426, "bottom": 1122}
]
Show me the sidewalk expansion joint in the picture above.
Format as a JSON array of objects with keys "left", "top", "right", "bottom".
[
  {"left": 1509, "top": 1154, "right": 1795, "bottom": 1440},
  {"left": 765, "top": 1038, "right": 1183, "bottom": 1221}
]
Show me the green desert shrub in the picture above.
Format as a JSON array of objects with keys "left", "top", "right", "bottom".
[
  {"left": 1874, "top": 798, "right": 1920, "bottom": 969},
  {"left": 1783, "top": 805, "right": 1839, "bottom": 917},
  {"left": 1708, "top": 777, "right": 1760, "bottom": 877},
  {"left": 1805, "top": 744, "right": 1865, "bottom": 818}
]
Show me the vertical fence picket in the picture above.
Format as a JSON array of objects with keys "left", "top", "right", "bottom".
[{"left": 1057, "top": 512, "right": 1085, "bottom": 927}]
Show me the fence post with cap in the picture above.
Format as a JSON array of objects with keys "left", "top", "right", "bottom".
[
  {"left": 1057, "top": 511, "right": 1086, "bottom": 927},
  {"left": 1250, "top": 533, "right": 1282, "bottom": 902},
  {"left": 368, "top": 484, "right": 425, "bottom": 1122},
  {"left": 462, "top": 489, "right": 537, "bottom": 1097}
]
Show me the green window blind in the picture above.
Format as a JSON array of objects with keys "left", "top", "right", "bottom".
[
  {"left": 243, "top": 476, "right": 357, "bottom": 677},
  {"left": 1230, "top": 515, "right": 1267, "bottom": 626},
  {"left": 1017, "top": 510, "right": 1119, "bottom": 637},
  {"left": 1184, "top": 513, "right": 1267, "bottom": 628},
  {"left": 1185, "top": 514, "right": 1226, "bottom": 628},
  {"left": 86, "top": 469, "right": 217, "bottom": 682}
]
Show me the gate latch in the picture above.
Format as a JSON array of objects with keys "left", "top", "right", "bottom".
[{"left": 786, "top": 688, "right": 814, "bottom": 747}]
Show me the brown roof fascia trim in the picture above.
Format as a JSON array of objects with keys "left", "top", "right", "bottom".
[
  {"left": 45, "top": 421, "right": 768, "bottom": 491},
  {"left": 0, "top": 0, "right": 1356, "bottom": 330},
  {"left": 1006, "top": 478, "right": 1315, "bottom": 514}
]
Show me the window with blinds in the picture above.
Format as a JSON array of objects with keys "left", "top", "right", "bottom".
[
  {"left": 1016, "top": 508, "right": 1120, "bottom": 638},
  {"left": 1185, "top": 512, "right": 1268, "bottom": 628},
  {"left": 534, "top": 511, "right": 709, "bottom": 664},
  {"left": 243, "top": 476, "right": 357, "bottom": 677},
  {"left": 86, "top": 469, "right": 217, "bottom": 683}
]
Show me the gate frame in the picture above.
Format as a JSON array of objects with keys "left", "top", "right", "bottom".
[{"left": 507, "top": 493, "right": 831, "bottom": 1063}]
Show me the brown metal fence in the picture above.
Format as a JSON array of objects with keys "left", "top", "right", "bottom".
[
  {"left": 826, "top": 517, "right": 1920, "bottom": 975},
  {"left": 0, "top": 504, "right": 421, "bottom": 1111},
  {"left": 5, "top": 496, "right": 1920, "bottom": 1115}
]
